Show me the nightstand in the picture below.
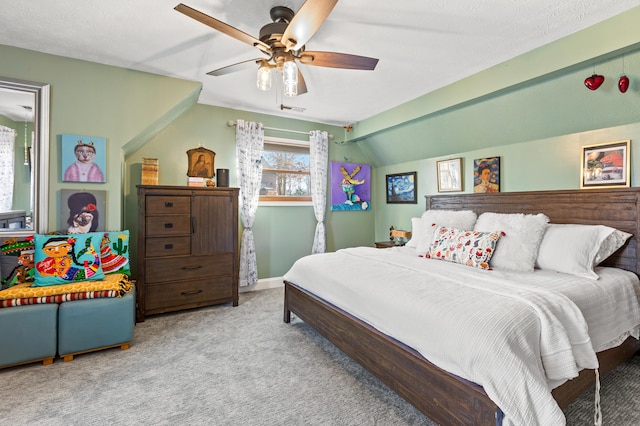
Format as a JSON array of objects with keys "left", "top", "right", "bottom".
[{"left": 375, "top": 241, "right": 404, "bottom": 248}]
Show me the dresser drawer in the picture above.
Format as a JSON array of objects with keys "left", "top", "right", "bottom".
[
  {"left": 145, "top": 277, "right": 234, "bottom": 312},
  {"left": 145, "top": 253, "right": 233, "bottom": 283},
  {"left": 146, "top": 196, "right": 191, "bottom": 215},
  {"left": 146, "top": 236, "right": 191, "bottom": 257},
  {"left": 146, "top": 215, "right": 191, "bottom": 236}
]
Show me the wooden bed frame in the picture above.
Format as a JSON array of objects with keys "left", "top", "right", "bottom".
[{"left": 284, "top": 188, "right": 640, "bottom": 426}]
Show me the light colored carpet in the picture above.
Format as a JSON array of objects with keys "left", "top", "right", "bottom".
[{"left": 1, "top": 287, "right": 638, "bottom": 425}]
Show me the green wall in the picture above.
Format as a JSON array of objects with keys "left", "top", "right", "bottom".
[
  {"left": 0, "top": 44, "right": 201, "bottom": 233},
  {"left": 124, "top": 104, "right": 370, "bottom": 278},
  {"left": 3, "top": 5, "right": 640, "bottom": 280},
  {"left": 358, "top": 51, "right": 640, "bottom": 168},
  {"left": 368, "top": 49, "right": 640, "bottom": 241},
  {"left": 349, "top": 5, "right": 640, "bottom": 151},
  {"left": 373, "top": 122, "right": 640, "bottom": 241},
  {"left": 356, "top": 6, "right": 640, "bottom": 244},
  {"left": 0, "top": 44, "right": 372, "bottom": 281}
]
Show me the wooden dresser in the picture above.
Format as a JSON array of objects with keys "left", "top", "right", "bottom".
[{"left": 136, "top": 185, "right": 239, "bottom": 322}]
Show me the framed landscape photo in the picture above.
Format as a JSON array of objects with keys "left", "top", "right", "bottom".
[
  {"left": 581, "top": 140, "right": 630, "bottom": 189},
  {"left": 436, "top": 158, "right": 462, "bottom": 192},
  {"left": 386, "top": 171, "right": 417, "bottom": 204}
]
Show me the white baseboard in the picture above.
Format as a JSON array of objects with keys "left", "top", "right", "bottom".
[{"left": 239, "top": 276, "right": 284, "bottom": 293}]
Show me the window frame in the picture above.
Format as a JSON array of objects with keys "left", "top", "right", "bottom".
[{"left": 259, "top": 136, "right": 312, "bottom": 206}]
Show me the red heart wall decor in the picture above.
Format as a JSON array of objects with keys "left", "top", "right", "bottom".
[
  {"left": 618, "top": 75, "right": 630, "bottom": 93},
  {"left": 584, "top": 74, "right": 605, "bottom": 90}
]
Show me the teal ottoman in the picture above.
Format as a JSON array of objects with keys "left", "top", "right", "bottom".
[
  {"left": 57, "top": 288, "right": 135, "bottom": 361},
  {"left": 0, "top": 303, "right": 57, "bottom": 368}
]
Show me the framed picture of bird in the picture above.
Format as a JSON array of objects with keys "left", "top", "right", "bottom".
[
  {"left": 330, "top": 162, "right": 371, "bottom": 211},
  {"left": 580, "top": 140, "right": 630, "bottom": 189},
  {"left": 386, "top": 172, "right": 417, "bottom": 204}
]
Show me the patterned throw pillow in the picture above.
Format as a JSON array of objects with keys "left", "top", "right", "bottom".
[
  {"left": 33, "top": 233, "right": 105, "bottom": 287},
  {"left": 415, "top": 210, "right": 478, "bottom": 256},
  {"left": 99, "top": 230, "right": 131, "bottom": 275},
  {"left": 0, "top": 236, "right": 36, "bottom": 288},
  {"left": 426, "top": 226, "right": 502, "bottom": 270}
]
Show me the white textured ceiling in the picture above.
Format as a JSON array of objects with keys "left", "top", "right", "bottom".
[{"left": 2, "top": 0, "right": 640, "bottom": 126}]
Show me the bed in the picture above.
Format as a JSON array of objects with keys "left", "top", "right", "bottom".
[{"left": 283, "top": 188, "right": 640, "bottom": 426}]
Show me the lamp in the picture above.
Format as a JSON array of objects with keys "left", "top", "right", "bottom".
[
  {"left": 282, "top": 58, "right": 298, "bottom": 97},
  {"left": 391, "top": 229, "right": 412, "bottom": 246},
  {"left": 256, "top": 61, "right": 272, "bottom": 91}
]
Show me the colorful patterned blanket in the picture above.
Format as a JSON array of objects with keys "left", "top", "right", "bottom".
[{"left": 0, "top": 273, "right": 132, "bottom": 308}]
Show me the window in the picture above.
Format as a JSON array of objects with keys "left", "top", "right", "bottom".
[{"left": 260, "top": 137, "right": 311, "bottom": 203}]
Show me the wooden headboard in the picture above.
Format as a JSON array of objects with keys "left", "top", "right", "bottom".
[{"left": 425, "top": 188, "right": 640, "bottom": 275}]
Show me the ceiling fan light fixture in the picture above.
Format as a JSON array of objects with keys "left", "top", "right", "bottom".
[
  {"left": 257, "top": 61, "right": 272, "bottom": 91},
  {"left": 283, "top": 59, "right": 298, "bottom": 85},
  {"left": 284, "top": 81, "right": 297, "bottom": 97},
  {"left": 177, "top": 1, "right": 378, "bottom": 99},
  {"left": 283, "top": 59, "right": 298, "bottom": 97}
]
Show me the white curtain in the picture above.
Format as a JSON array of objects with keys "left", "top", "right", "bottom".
[
  {"left": 0, "top": 126, "right": 16, "bottom": 211},
  {"left": 235, "top": 120, "right": 264, "bottom": 287},
  {"left": 309, "top": 130, "right": 329, "bottom": 254}
]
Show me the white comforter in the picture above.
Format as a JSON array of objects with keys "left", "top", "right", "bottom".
[{"left": 284, "top": 246, "right": 640, "bottom": 426}]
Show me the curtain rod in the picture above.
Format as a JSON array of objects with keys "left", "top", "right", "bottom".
[{"left": 226, "top": 120, "right": 334, "bottom": 139}]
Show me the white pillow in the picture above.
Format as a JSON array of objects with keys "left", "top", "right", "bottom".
[
  {"left": 415, "top": 209, "right": 477, "bottom": 255},
  {"left": 405, "top": 217, "right": 422, "bottom": 248},
  {"left": 536, "top": 224, "right": 632, "bottom": 279},
  {"left": 595, "top": 228, "right": 632, "bottom": 265},
  {"left": 474, "top": 212, "right": 549, "bottom": 272}
]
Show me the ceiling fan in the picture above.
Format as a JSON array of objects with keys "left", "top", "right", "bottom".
[{"left": 174, "top": 0, "right": 379, "bottom": 97}]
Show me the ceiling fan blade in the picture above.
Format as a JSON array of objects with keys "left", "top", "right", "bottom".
[
  {"left": 297, "top": 68, "right": 308, "bottom": 95},
  {"left": 281, "top": 0, "right": 339, "bottom": 51},
  {"left": 299, "top": 51, "right": 379, "bottom": 70},
  {"left": 175, "top": 3, "right": 271, "bottom": 54},
  {"left": 207, "top": 59, "right": 262, "bottom": 76}
]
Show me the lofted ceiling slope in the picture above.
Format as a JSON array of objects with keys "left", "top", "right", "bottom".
[{"left": 1, "top": 0, "right": 640, "bottom": 126}]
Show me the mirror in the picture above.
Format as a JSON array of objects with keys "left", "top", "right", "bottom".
[{"left": 0, "top": 77, "right": 49, "bottom": 237}]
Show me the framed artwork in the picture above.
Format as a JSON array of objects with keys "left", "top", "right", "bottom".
[
  {"left": 330, "top": 162, "right": 371, "bottom": 211},
  {"left": 386, "top": 171, "right": 417, "bottom": 204},
  {"left": 580, "top": 140, "right": 630, "bottom": 189},
  {"left": 436, "top": 158, "right": 462, "bottom": 192},
  {"left": 60, "top": 189, "right": 107, "bottom": 234},
  {"left": 473, "top": 157, "right": 500, "bottom": 193},
  {"left": 187, "top": 147, "right": 215, "bottom": 179},
  {"left": 61, "top": 134, "right": 107, "bottom": 183}
]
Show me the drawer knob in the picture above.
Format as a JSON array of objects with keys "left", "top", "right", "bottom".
[
  {"left": 164, "top": 243, "right": 173, "bottom": 249},
  {"left": 181, "top": 289, "right": 203, "bottom": 296},
  {"left": 165, "top": 202, "right": 173, "bottom": 208},
  {"left": 164, "top": 223, "right": 173, "bottom": 228}
]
